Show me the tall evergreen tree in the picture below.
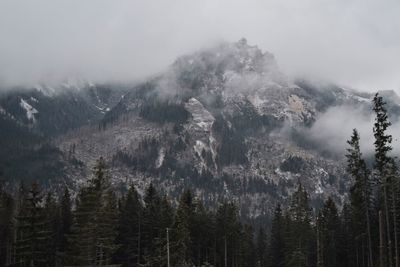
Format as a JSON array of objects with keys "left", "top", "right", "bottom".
[
  {"left": 15, "top": 182, "right": 51, "bottom": 267},
  {"left": 373, "top": 92, "right": 394, "bottom": 267},
  {"left": 191, "top": 200, "right": 214, "bottom": 266},
  {"left": 346, "top": 128, "right": 374, "bottom": 266},
  {"left": 43, "top": 192, "right": 59, "bottom": 266},
  {"left": 285, "top": 182, "right": 314, "bottom": 267},
  {"left": 388, "top": 159, "right": 400, "bottom": 267},
  {"left": 115, "top": 184, "right": 143, "bottom": 266},
  {"left": 240, "top": 224, "right": 256, "bottom": 267},
  {"left": 337, "top": 203, "right": 353, "bottom": 266},
  {"left": 268, "top": 204, "right": 285, "bottom": 267},
  {"left": 255, "top": 227, "right": 267, "bottom": 267},
  {"left": 317, "top": 197, "right": 341, "bottom": 267},
  {"left": 142, "top": 182, "right": 164, "bottom": 266},
  {"left": 0, "top": 182, "right": 14, "bottom": 266},
  {"left": 68, "top": 157, "right": 119, "bottom": 266},
  {"left": 58, "top": 186, "right": 72, "bottom": 264},
  {"left": 159, "top": 195, "right": 174, "bottom": 266},
  {"left": 159, "top": 195, "right": 174, "bottom": 233},
  {"left": 215, "top": 201, "right": 240, "bottom": 267},
  {"left": 172, "top": 189, "right": 194, "bottom": 266},
  {"left": 373, "top": 93, "right": 393, "bottom": 178}
]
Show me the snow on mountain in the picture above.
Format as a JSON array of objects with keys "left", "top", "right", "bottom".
[
  {"left": 184, "top": 98, "right": 215, "bottom": 132},
  {"left": 19, "top": 98, "right": 38, "bottom": 122}
]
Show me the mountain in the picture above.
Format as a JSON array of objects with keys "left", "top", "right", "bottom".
[
  {"left": 0, "top": 81, "right": 126, "bottom": 185},
  {"left": 0, "top": 80, "right": 126, "bottom": 136},
  {"left": 1, "top": 39, "right": 398, "bottom": 220}
]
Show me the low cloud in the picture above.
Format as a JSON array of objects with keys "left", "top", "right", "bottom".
[
  {"left": 0, "top": 0, "right": 399, "bottom": 92},
  {"left": 306, "top": 104, "right": 400, "bottom": 157}
]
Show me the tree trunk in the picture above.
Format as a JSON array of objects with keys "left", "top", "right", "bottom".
[
  {"left": 392, "top": 186, "right": 399, "bottom": 267},
  {"left": 317, "top": 224, "right": 323, "bottom": 267},
  {"left": 380, "top": 210, "right": 385, "bottom": 267},
  {"left": 224, "top": 237, "right": 227, "bottom": 267},
  {"left": 363, "top": 172, "right": 374, "bottom": 267},
  {"left": 384, "top": 182, "right": 394, "bottom": 267},
  {"left": 138, "top": 213, "right": 141, "bottom": 266}
]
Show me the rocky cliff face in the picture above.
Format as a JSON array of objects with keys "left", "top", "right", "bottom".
[{"left": 1, "top": 39, "right": 398, "bottom": 220}]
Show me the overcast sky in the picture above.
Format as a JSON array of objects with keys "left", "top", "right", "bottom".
[{"left": 0, "top": 0, "right": 399, "bottom": 92}]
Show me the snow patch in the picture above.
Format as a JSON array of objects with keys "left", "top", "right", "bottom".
[
  {"left": 315, "top": 180, "right": 323, "bottom": 194},
  {"left": 193, "top": 140, "right": 210, "bottom": 170},
  {"left": 209, "top": 134, "right": 218, "bottom": 169},
  {"left": 194, "top": 140, "right": 207, "bottom": 157},
  {"left": 20, "top": 98, "right": 38, "bottom": 122},
  {"left": 184, "top": 98, "right": 215, "bottom": 132},
  {"left": 155, "top": 147, "right": 165, "bottom": 168}
]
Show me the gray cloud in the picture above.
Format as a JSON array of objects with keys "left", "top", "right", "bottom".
[
  {"left": 307, "top": 104, "right": 400, "bottom": 157},
  {"left": 308, "top": 105, "right": 376, "bottom": 155},
  {"left": 0, "top": 0, "right": 399, "bottom": 92}
]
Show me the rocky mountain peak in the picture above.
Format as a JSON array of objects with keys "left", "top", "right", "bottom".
[{"left": 171, "top": 39, "right": 279, "bottom": 80}]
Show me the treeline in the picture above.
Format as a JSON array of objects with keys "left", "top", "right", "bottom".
[
  {"left": 0, "top": 162, "right": 348, "bottom": 267},
  {"left": 0, "top": 158, "right": 259, "bottom": 267},
  {"left": 0, "top": 92, "right": 399, "bottom": 267}
]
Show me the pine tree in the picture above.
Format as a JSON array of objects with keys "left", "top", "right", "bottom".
[
  {"left": 142, "top": 182, "right": 163, "bottom": 266},
  {"left": 99, "top": 189, "right": 119, "bottom": 265},
  {"left": 191, "top": 200, "right": 214, "bottom": 266},
  {"left": 346, "top": 128, "right": 374, "bottom": 266},
  {"left": 160, "top": 195, "right": 174, "bottom": 232},
  {"left": 256, "top": 227, "right": 267, "bottom": 267},
  {"left": 15, "top": 182, "right": 51, "bottom": 266},
  {"left": 0, "top": 182, "right": 14, "bottom": 266},
  {"left": 172, "top": 189, "right": 194, "bottom": 266},
  {"left": 68, "top": 184, "right": 97, "bottom": 265},
  {"left": 115, "top": 184, "right": 143, "bottom": 266},
  {"left": 159, "top": 195, "right": 174, "bottom": 264},
  {"left": 215, "top": 201, "right": 240, "bottom": 267},
  {"left": 58, "top": 186, "right": 72, "bottom": 264},
  {"left": 388, "top": 159, "right": 400, "bottom": 267},
  {"left": 68, "top": 157, "right": 119, "bottom": 266},
  {"left": 373, "top": 93, "right": 394, "bottom": 267},
  {"left": 268, "top": 205, "right": 285, "bottom": 267},
  {"left": 240, "top": 224, "right": 256, "bottom": 267},
  {"left": 285, "top": 182, "right": 314, "bottom": 267},
  {"left": 43, "top": 192, "right": 59, "bottom": 266},
  {"left": 373, "top": 93, "right": 393, "bottom": 178},
  {"left": 337, "top": 203, "right": 353, "bottom": 267},
  {"left": 317, "top": 197, "right": 340, "bottom": 267}
]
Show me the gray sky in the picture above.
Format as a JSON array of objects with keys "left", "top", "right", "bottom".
[{"left": 0, "top": 0, "right": 399, "bottom": 92}]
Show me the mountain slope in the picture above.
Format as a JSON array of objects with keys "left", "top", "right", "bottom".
[
  {"left": 0, "top": 82, "right": 126, "bottom": 185},
  {"left": 53, "top": 39, "right": 397, "bottom": 220},
  {"left": 2, "top": 39, "right": 398, "bottom": 220}
]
